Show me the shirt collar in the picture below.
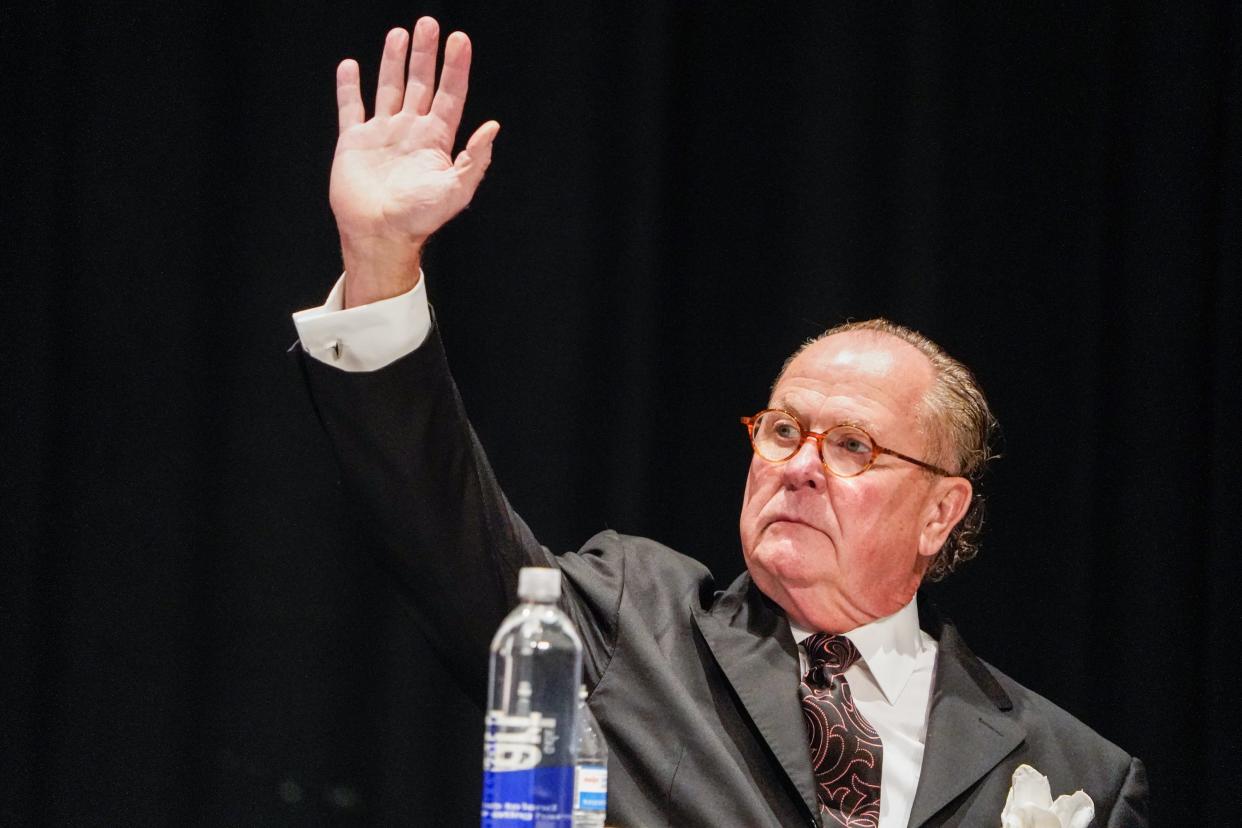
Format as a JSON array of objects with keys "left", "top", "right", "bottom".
[{"left": 790, "top": 596, "right": 925, "bottom": 705}]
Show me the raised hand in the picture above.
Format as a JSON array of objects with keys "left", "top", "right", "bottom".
[{"left": 330, "top": 17, "right": 499, "bottom": 308}]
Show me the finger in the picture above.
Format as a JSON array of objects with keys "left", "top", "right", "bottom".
[
  {"left": 336, "top": 59, "right": 365, "bottom": 133},
  {"left": 431, "top": 31, "right": 472, "bottom": 137},
  {"left": 452, "top": 120, "right": 500, "bottom": 196},
  {"left": 402, "top": 16, "right": 439, "bottom": 115},
  {"left": 374, "top": 27, "right": 409, "bottom": 117}
]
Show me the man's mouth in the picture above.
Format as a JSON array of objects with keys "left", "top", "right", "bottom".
[{"left": 766, "top": 515, "right": 813, "bottom": 530}]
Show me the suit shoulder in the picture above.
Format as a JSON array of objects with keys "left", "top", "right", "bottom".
[
  {"left": 558, "top": 530, "right": 714, "bottom": 610},
  {"left": 574, "top": 529, "right": 714, "bottom": 583},
  {"left": 981, "top": 658, "right": 1134, "bottom": 768}
]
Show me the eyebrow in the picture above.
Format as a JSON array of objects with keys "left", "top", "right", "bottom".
[{"left": 772, "top": 396, "right": 881, "bottom": 435}]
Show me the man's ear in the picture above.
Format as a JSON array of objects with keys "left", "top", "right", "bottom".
[{"left": 918, "top": 477, "right": 973, "bottom": 559}]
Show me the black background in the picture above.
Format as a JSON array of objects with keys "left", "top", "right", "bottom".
[{"left": 4, "top": 1, "right": 1239, "bottom": 824}]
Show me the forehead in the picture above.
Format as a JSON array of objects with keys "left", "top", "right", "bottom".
[{"left": 770, "top": 332, "right": 934, "bottom": 431}]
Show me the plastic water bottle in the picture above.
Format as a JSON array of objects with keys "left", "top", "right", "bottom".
[
  {"left": 481, "top": 567, "right": 583, "bottom": 828},
  {"left": 572, "top": 685, "right": 608, "bottom": 827}
]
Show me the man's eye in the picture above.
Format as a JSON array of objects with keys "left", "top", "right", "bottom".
[
  {"left": 773, "top": 422, "right": 800, "bottom": 440},
  {"left": 839, "top": 437, "right": 870, "bottom": 454}
]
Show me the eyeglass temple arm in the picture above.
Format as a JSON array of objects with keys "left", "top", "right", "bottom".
[{"left": 878, "top": 447, "right": 954, "bottom": 477}]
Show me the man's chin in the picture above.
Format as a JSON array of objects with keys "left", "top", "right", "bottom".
[{"left": 745, "top": 537, "right": 828, "bottom": 590}]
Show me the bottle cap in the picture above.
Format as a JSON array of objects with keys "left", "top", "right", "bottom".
[{"left": 517, "top": 567, "right": 562, "bottom": 602}]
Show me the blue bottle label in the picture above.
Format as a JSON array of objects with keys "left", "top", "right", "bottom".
[
  {"left": 481, "top": 765, "right": 574, "bottom": 826},
  {"left": 481, "top": 711, "right": 573, "bottom": 827}
]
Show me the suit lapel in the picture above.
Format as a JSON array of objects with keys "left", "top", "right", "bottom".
[
  {"left": 691, "top": 574, "right": 820, "bottom": 823},
  {"left": 907, "top": 611, "right": 1025, "bottom": 827}
]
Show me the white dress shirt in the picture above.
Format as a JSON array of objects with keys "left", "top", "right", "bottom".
[{"left": 293, "top": 278, "right": 938, "bottom": 828}]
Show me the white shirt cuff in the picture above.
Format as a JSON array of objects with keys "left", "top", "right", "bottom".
[{"left": 292, "top": 273, "right": 432, "bottom": 372}]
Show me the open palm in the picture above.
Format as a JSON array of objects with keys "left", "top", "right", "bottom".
[{"left": 330, "top": 18, "right": 498, "bottom": 305}]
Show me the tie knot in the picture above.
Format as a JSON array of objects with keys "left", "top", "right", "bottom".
[{"left": 802, "top": 633, "right": 861, "bottom": 686}]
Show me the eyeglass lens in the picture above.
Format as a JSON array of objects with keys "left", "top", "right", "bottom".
[{"left": 751, "top": 411, "right": 875, "bottom": 477}]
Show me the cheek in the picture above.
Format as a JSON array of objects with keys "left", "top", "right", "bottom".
[
  {"left": 739, "top": 462, "right": 775, "bottom": 547},
  {"left": 825, "top": 481, "right": 870, "bottom": 529},
  {"left": 835, "top": 482, "right": 922, "bottom": 553},
  {"left": 741, "top": 460, "right": 758, "bottom": 505}
]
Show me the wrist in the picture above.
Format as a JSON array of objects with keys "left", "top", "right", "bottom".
[{"left": 339, "top": 234, "right": 425, "bottom": 308}]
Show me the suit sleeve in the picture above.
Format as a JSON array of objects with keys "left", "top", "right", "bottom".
[
  {"left": 1104, "top": 756, "right": 1149, "bottom": 827},
  {"left": 298, "top": 321, "right": 570, "bottom": 706}
]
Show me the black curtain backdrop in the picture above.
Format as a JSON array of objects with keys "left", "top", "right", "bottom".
[{"left": 4, "top": 2, "right": 1239, "bottom": 825}]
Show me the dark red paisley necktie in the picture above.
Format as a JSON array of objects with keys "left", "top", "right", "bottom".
[{"left": 800, "top": 633, "right": 884, "bottom": 827}]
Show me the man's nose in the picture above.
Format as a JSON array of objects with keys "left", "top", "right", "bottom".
[{"left": 781, "top": 437, "right": 827, "bottom": 490}]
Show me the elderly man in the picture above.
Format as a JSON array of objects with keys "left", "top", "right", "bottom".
[{"left": 293, "top": 19, "right": 1148, "bottom": 827}]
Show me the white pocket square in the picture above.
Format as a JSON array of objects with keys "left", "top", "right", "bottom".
[{"left": 1001, "top": 764, "right": 1095, "bottom": 828}]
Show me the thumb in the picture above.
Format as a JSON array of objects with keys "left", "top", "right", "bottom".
[{"left": 453, "top": 120, "right": 500, "bottom": 194}]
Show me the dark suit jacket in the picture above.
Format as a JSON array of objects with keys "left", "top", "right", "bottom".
[{"left": 298, "top": 325, "right": 1149, "bottom": 827}]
